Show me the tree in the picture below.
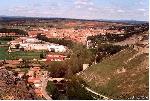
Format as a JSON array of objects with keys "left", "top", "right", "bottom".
[
  {"left": 46, "top": 81, "right": 59, "bottom": 99},
  {"left": 15, "top": 44, "right": 20, "bottom": 49},
  {"left": 40, "top": 53, "right": 44, "bottom": 58},
  {"left": 47, "top": 61, "right": 68, "bottom": 78},
  {"left": 66, "top": 76, "right": 93, "bottom": 100},
  {"left": 67, "top": 44, "right": 93, "bottom": 74}
]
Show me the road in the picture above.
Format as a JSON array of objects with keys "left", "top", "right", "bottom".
[
  {"left": 41, "top": 77, "right": 52, "bottom": 100},
  {"left": 85, "top": 87, "right": 109, "bottom": 100}
]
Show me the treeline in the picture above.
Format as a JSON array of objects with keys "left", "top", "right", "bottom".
[
  {"left": 0, "top": 36, "right": 15, "bottom": 41},
  {"left": 88, "top": 23, "right": 149, "bottom": 43},
  {"left": 91, "top": 44, "right": 127, "bottom": 63},
  {"left": 36, "top": 33, "right": 75, "bottom": 49},
  {"left": 0, "top": 28, "right": 28, "bottom": 35}
]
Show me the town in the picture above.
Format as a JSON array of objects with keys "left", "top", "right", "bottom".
[{"left": 0, "top": 17, "right": 149, "bottom": 100}]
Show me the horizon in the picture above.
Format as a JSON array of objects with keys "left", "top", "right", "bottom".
[
  {"left": 0, "top": 0, "right": 149, "bottom": 21},
  {"left": 0, "top": 15, "right": 149, "bottom": 22}
]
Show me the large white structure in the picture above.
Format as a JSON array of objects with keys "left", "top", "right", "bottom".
[
  {"left": 9, "top": 37, "right": 67, "bottom": 52},
  {"left": 47, "top": 44, "right": 67, "bottom": 52},
  {"left": 24, "top": 37, "right": 41, "bottom": 43},
  {"left": 20, "top": 43, "right": 49, "bottom": 50}
]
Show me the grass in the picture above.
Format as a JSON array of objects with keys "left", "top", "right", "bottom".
[
  {"left": 82, "top": 47, "right": 137, "bottom": 77},
  {"left": 10, "top": 51, "right": 44, "bottom": 59},
  {"left": 0, "top": 46, "right": 46, "bottom": 60},
  {"left": 0, "top": 46, "right": 11, "bottom": 60},
  {"left": 0, "top": 40, "right": 8, "bottom": 44},
  {"left": 80, "top": 47, "right": 149, "bottom": 99}
]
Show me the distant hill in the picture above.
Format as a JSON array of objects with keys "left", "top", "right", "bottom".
[
  {"left": 0, "top": 16, "right": 148, "bottom": 24},
  {"left": 97, "top": 19, "right": 148, "bottom": 24},
  {"left": 79, "top": 47, "right": 149, "bottom": 100}
]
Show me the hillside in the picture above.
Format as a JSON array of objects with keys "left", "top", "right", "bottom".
[{"left": 79, "top": 47, "right": 149, "bottom": 99}]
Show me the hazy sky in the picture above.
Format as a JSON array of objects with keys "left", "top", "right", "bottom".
[{"left": 0, "top": 0, "right": 149, "bottom": 21}]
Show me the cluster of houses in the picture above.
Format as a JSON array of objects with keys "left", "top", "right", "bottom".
[
  {"left": 27, "top": 66, "right": 48, "bottom": 97},
  {"left": 46, "top": 54, "right": 67, "bottom": 62},
  {"left": 0, "top": 32, "right": 16, "bottom": 37},
  {"left": 27, "top": 27, "right": 125, "bottom": 44},
  {"left": 8, "top": 37, "right": 67, "bottom": 52}
]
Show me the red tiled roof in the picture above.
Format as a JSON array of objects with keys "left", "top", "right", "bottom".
[
  {"left": 34, "top": 88, "right": 42, "bottom": 94},
  {"left": 28, "top": 77, "right": 40, "bottom": 83}
]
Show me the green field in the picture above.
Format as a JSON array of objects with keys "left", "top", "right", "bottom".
[
  {"left": 80, "top": 47, "right": 149, "bottom": 99},
  {"left": 0, "top": 46, "right": 10, "bottom": 60},
  {"left": 0, "top": 46, "right": 47, "bottom": 60},
  {"left": 0, "top": 40, "right": 48, "bottom": 60},
  {"left": 0, "top": 40, "right": 8, "bottom": 44}
]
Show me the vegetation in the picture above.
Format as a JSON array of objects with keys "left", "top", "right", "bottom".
[
  {"left": 0, "top": 36, "right": 16, "bottom": 41},
  {"left": 0, "top": 18, "right": 148, "bottom": 100},
  {"left": 47, "top": 61, "right": 68, "bottom": 78},
  {"left": 0, "top": 28, "right": 28, "bottom": 35},
  {"left": 66, "top": 76, "right": 94, "bottom": 100},
  {"left": 46, "top": 81, "right": 59, "bottom": 99},
  {"left": 87, "top": 23, "right": 149, "bottom": 44},
  {"left": 46, "top": 76, "right": 94, "bottom": 100},
  {"left": 90, "top": 44, "right": 127, "bottom": 63},
  {"left": 0, "top": 46, "right": 47, "bottom": 60},
  {"left": 46, "top": 44, "right": 93, "bottom": 77},
  {"left": 0, "top": 40, "right": 8, "bottom": 45},
  {"left": 36, "top": 33, "right": 75, "bottom": 49},
  {"left": 80, "top": 47, "right": 149, "bottom": 99}
]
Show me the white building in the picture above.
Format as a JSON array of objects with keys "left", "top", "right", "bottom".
[
  {"left": 9, "top": 37, "right": 67, "bottom": 52},
  {"left": 25, "top": 38, "right": 41, "bottom": 43},
  {"left": 29, "top": 44, "right": 48, "bottom": 50},
  {"left": 20, "top": 43, "right": 48, "bottom": 50},
  {"left": 47, "top": 44, "right": 67, "bottom": 52}
]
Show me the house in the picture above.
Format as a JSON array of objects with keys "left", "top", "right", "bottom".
[
  {"left": 18, "top": 71, "right": 25, "bottom": 78},
  {"left": 4, "top": 60, "right": 20, "bottom": 69},
  {"left": 83, "top": 64, "right": 89, "bottom": 71},
  {"left": 27, "top": 66, "right": 41, "bottom": 77},
  {"left": 46, "top": 54, "right": 67, "bottom": 61},
  {"left": 34, "top": 80, "right": 41, "bottom": 88},
  {"left": 26, "top": 66, "right": 44, "bottom": 97},
  {"left": 28, "top": 77, "right": 41, "bottom": 83},
  {"left": 34, "top": 88, "right": 43, "bottom": 97}
]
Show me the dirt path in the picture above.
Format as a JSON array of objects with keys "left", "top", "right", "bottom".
[
  {"left": 80, "top": 84, "right": 109, "bottom": 100},
  {"left": 124, "top": 52, "right": 141, "bottom": 64},
  {"left": 41, "top": 77, "right": 52, "bottom": 100}
]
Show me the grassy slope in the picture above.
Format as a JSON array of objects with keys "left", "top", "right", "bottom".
[{"left": 80, "top": 47, "right": 149, "bottom": 99}]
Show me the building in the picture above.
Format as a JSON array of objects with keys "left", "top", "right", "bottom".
[
  {"left": 9, "top": 37, "right": 67, "bottom": 52},
  {"left": 18, "top": 71, "right": 25, "bottom": 78},
  {"left": 4, "top": 60, "right": 20, "bottom": 69},
  {"left": 27, "top": 66, "right": 41, "bottom": 77},
  {"left": 47, "top": 44, "right": 67, "bottom": 52},
  {"left": 34, "top": 88, "right": 43, "bottom": 97},
  {"left": 46, "top": 54, "right": 67, "bottom": 61}
]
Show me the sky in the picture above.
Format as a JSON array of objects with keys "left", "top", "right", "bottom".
[{"left": 0, "top": 0, "right": 149, "bottom": 21}]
